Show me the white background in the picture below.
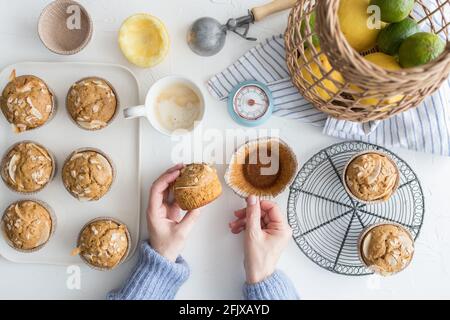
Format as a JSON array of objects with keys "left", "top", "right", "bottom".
[{"left": 0, "top": 0, "right": 449, "bottom": 300}]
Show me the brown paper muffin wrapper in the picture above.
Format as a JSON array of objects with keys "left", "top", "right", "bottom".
[
  {"left": 1, "top": 199, "right": 57, "bottom": 253},
  {"left": 74, "top": 216, "right": 131, "bottom": 271},
  {"left": 38, "top": 0, "right": 93, "bottom": 55},
  {"left": 224, "top": 137, "right": 298, "bottom": 200},
  {"left": 61, "top": 147, "right": 116, "bottom": 202},
  {"left": 0, "top": 140, "right": 57, "bottom": 195},
  {"left": 3, "top": 74, "right": 58, "bottom": 134},
  {"left": 357, "top": 222, "right": 415, "bottom": 276},
  {"left": 342, "top": 150, "right": 400, "bottom": 205},
  {"left": 66, "top": 77, "right": 120, "bottom": 131}
]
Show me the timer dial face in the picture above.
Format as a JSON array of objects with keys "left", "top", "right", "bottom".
[{"left": 233, "top": 85, "right": 270, "bottom": 121}]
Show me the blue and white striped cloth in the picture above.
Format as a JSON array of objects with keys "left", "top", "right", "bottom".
[{"left": 207, "top": 35, "right": 450, "bottom": 156}]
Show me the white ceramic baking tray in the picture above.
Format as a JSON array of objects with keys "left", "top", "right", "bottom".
[{"left": 0, "top": 62, "right": 141, "bottom": 265}]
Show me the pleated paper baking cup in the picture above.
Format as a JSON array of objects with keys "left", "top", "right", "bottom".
[
  {"left": 66, "top": 77, "right": 120, "bottom": 131},
  {"left": 357, "top": 222, "right": 415, "bottom": 276},
  {"left": 1, "top": 199, "right": 57, "bottom": 253},
  {"left": 62, "top": 147, "right": 116, "bottom": 202},
  {"left": 38, "top": 0, "right": 93, "bottom": 55},
  {"left": 342, "top": 150, "right": 400, "bottom": 205},
  {"left": 74, "top": 217, "right": 131, "bottom": 271},
  {"left": 0, "top": 140, "right": 57, "bottom": 195},
  {"left": 2, "top": 74, "right": 57, "bottom": 134},
  {"left": 224, "top": 137, "right": 298, "bottom": 199}
]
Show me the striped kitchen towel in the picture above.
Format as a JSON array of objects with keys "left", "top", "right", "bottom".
[{"left": 207, "top": 34, "right": 450, "bottom": 156}]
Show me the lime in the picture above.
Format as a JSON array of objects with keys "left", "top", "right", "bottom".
[
  {"left": 370, "top": 0, "right": 415, "bottom": 23},
  {"left": 399, "top": 32, "right": 446, "bottom": 68},
  {"left": 301, "top": 11, "right": 320, "bottom": 47},
  {"left": 377, "top": 18, "right": 420, "bottom": 55}
]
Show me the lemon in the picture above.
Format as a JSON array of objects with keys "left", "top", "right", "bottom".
[
  {"left": 339, "top": 0, "right": 382, "bottom": 52},
  {"left": 353, "top": 53, "right": 403, "bottom": 106},
  {"left": 119, "top": 14, "right": 170, "bottom": 68},
  {"left": 300, "top": 47, "right": 344, "bottom": 101}
]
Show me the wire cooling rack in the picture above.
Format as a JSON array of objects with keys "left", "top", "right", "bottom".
[{"left": 287, "top": 141, "right": 425, "bottom": 276}]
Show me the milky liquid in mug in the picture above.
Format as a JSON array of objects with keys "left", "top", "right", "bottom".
[{"left": 154, "top": 83, "right": 201, "bottom": 132}]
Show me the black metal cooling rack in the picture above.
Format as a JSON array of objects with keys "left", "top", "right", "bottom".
[{"left": 287, "top": 141, "right": 425, "bottom": 276}]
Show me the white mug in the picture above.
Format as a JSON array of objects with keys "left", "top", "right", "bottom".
[{"left": 123, "top": 75, "right": 205, "bottom": 136}]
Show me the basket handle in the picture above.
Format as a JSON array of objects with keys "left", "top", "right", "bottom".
[{"left": 252, "top": 0, "right": 297, "bottom": 21}]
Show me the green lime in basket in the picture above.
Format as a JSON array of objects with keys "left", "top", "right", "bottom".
[
  {"left": 399, "top": 32, "right": 446, "bottom": 68},
  {"left": 301, "top": 11, "right": 320, "bottom": 48},
  {"left": 377, "top": 18, "right": 420, "bottom": 55},
  {"left": 370, "top": 0, "right": 415, "bottom": 23}
]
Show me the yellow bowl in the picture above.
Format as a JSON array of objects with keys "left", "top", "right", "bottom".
[{"left": 118, "top": 13, "right": 170, "bottom": 68}]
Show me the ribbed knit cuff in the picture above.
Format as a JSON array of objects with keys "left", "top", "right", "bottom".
[
  {"left": 107, "top": 241, "right": 190, "bottom": 300},
  {"left": 243, "top": 270, "right": 299, "bottom": 300}
]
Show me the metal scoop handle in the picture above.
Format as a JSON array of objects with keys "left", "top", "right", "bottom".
[{"left": 226, "top": 0, "right": 297, "bottom": 41}]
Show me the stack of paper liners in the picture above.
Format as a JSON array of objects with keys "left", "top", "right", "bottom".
[{"left": 225, "top": 138, "right": 298, "bottom": 199}]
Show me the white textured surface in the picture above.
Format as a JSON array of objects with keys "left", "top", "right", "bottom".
[{"left": 0, "top": 0, "right": 449, "bottom": 300}]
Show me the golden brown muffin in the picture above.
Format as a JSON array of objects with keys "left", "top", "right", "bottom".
[
  {"left": 62, "top": 149, "right": 114, "bottom": 201},
  {"left": 173, "top": 163, "right": 222, "bottom": 210},
  {"left": 359, "top": 224, "right": 414, "bottom": 276},
  {"left": 66, "top": 77, "right": 117, "bottom": 130},
  {"left": 225, "top": 138, "right": 298, "bottom": 198},
  {"left": 345, "top": 152, "right": 399, "bottom": 202},
  {"left": 1, "top": 200, "right": 53, "bottom": 251},
  {"left": 0, "top": 71, "right": 54, "bottom": 133},
  {"left": 1, "top": 142, "right": 54, "bottom": 193},
  {"left": 73, "top": 219, "right": 129, "bottom": 269}
]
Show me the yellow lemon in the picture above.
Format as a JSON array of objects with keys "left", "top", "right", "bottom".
[
  {"left": 119, "top": 14, "right": 170, "bottom": 68},
  {"left": 338, "top": 0, "right": 381, "bottom": 52},
  {"left": 353, "top": 52, "right": 403, "bottom": 106},
  {"left": 300, "top": 47, "right": 344, "bottom": 101}
]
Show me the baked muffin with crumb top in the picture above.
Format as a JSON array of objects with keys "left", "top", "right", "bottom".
[
  {"left": 0, "top": 71, "right": 55, "bottom": 133},
  {"left": 173, "top": 163, "right": 222, "bottom": 210},
  {"left": 1, "top": 200, "right": 54, "bottom": 251},
  {"left": 66, "top": 77, "right": 117, "bottom": 130},
  {"left": 62, "top": 149, "right": 114, "bottom": 201},
  {"left": 1, "top": 141, "right": 55, "bottom": 193},
  {"left": 73, "top": 219, "right": 129, "bottom": 269},
  {"left": 359, "top": 223, "right": 414, "bottom": 276}
]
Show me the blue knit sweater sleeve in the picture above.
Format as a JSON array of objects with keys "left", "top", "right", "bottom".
[
  {"left": 243, "top": 270, "right": 299, "bottom": 300},
  {"left": 107, "top": 241, "right": 190, "bottom": 300},
  {"left": 107, "top": 241, "right": 299, "bottom": 300}
]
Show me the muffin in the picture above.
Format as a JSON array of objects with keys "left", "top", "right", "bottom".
[
  {"left": 173, "top": 163, "right": 222, "bottom": 210},
  {"left": 344, "top": 151, "right": 399, "bottom": 203},
  {"left": 72, "top": 218, "right": 130, "bottom": 270},
  {"left": 225, "top": 138, "right": 298, "bottom": 199},
  {"left": 62, "top": 149, "right": 114, "bottom": 201},
  {"left": 66, "top": 77, "right": 117, "bottom": 130},
  {"left": 359, "top": 223, "right": 414, "bottom": 276},
  {"left": 0, "top": 70, "right": 55, "bottom": 133},
  {"left": 1, "top": 141, "right": 55, "bottom": 193},
  {"left": 1, "top": 200, "right": 54, "bottom": 251}
]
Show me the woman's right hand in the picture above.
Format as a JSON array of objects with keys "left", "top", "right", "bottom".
[{"left": 229, "top": 196, "right": 292, "bottom": 284}]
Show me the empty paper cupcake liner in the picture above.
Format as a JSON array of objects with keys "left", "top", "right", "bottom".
[
  {"left": 1, "top": 199, "right": 57, "bottom": 253},
  {"left": 38, "top": 0, "right": 93, "bottom": 55},
  {"left": 357, "top": 222, "right": 415, "bottom": 276},
  {"left": 66, "top": 77, "right": 120, "bottom": 131},
  {"left": 0, "top": 140, "right": 57, "bottom": 195},
  {"left": 224, "top": 137, "right": 298, "bottom": 200},
  {"left": 342, "top": 150, "right": 400, "bottom": 205},
  {"left": 74, "top": 216, "right": 131, "bottom": 271},
  {"left": 62, "top": 147, "right": 116, "bottom": 201}
]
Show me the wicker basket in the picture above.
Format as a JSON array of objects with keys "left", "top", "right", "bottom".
[{"left": 285, "top": 0, "right": 450, "bottom": 122}]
